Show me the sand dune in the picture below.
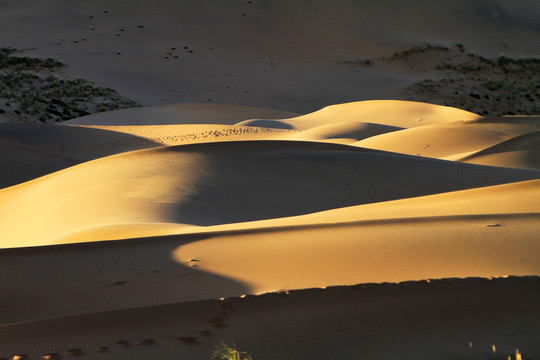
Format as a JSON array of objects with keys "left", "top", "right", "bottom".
[
  {"left": 1, "top": 139, "right": 538, "bottom": 248},
  {"left": 1, "top": 0, "right": 540, "bottom": 357},
  {"left": 1, "top": 100, "right": 539, "bottom": 360},
  {"left": 355, "top": 116, "right": 540, "bottom": 159}
]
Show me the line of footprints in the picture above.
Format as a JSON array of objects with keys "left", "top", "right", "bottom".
[{"left": 2, "top": 299, "right": 235, "bottom": 359}]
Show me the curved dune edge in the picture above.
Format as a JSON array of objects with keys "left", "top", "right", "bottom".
[{"left": 173, "top": 214, "right": 540, "bottom": 295}]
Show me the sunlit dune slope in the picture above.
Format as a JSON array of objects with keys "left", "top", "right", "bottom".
[
  {"left": 355, "top": 116, "right": 540, "bottom": 159},
  {"left": 236, "top": 100, "right": 481, "bottom": 130},
  {"left": 0, "top": 139, "right": 79, "bottom": 188},
  {"left": 1, "top": 140, "right": 538, "bottom": 248},
  {"left": 62, "top": 103, "right": 300, "bottom": 126},
  {"left": 459, "top": 131, "right": 540, "bottom": 170}
]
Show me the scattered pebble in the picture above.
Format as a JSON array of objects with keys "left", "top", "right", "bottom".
[{"left": 486, "top": 223, "right": 501, "bottom": 227}]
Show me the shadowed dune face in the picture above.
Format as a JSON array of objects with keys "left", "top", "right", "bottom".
[
  {"left": 0, "top": 123, "right": 160, "bottom": 160},
  {"left": 0, "top": 237, "right": 250, "bottom": 325},
  {"left": 0, "top": 139, "right": 79, "bottom": 188}
]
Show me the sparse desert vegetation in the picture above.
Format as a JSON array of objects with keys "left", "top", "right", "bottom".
[
  {"left": 0, "top": 47, "right": 140, "bottom": 123},
  {"left": 211, "top": 342, "right": 252, "bottom": 360},
  {"left": 339, "top": 43, "right": 540, "bottom": 116}
]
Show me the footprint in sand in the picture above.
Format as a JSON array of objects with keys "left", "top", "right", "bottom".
[
  {"left": 41, "top": 354, "right": 61, "bottom": 360},
  {"left": 178, "top": 337, "right": 200, "bottom": 346},
  {"left": 116, "top": 340, "right": 131, "bottom": 348},
  {"left": 199, "top": 330, "right": 213, "bottom": 338},
  {"left": 136, "top": 338, "right": 156, "bottom": 346},
  {"left": 96, "top": 346, "right": 109, "bottom": 353},
  {"left": 65, "top": 348, "right": 83, "bottom": 357},
  {"left": 11, "top": 355, "right": 29, "bottom": 360},
  {"left": 209, "top": 317, "right": 228, "bottom": 328}
]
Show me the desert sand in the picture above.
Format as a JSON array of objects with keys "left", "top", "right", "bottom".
[{"left": 1, "top": 1, "right": 540, "bottom": 360}]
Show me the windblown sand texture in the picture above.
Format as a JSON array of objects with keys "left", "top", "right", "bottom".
[{"left": 1, "top": 1, "right": 540, "bottom": 360}]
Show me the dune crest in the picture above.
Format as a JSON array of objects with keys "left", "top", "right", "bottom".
[{"left": 237, "top": 100, "right": 482, "bottom": 130}]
